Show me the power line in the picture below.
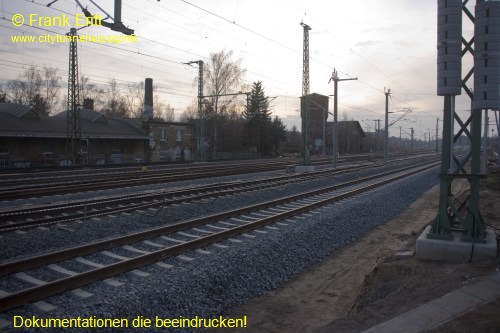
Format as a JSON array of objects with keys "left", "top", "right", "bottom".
[
  {"left": 178, "top": 0, "right": 298, "bottom": 54},
  {"left": 5, "top": 4, "right": 302, "bottom": 95},
  {"left": 284, "top": 0, "right": 438, "bottom": 114},
  {"left": 3, "top": 0, "right": 443, "bottom": 129},
  {"left": 3, "top": 4, "right": 308, "bottom": 95}
]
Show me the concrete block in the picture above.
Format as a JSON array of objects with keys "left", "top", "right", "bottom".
[
  {"left": 71, "top": 288, "right": 93, "bottom": 298},
  {"left": 295, "top": 165, "right": 315, "bottom": 173},
  {"left": 416, "top": 226, "right": 497, "bottom": 262},
  {"left": 395, "top": 250, "right": 415, "bottom": 260},
  {"left": 32, "top": 300, "right": 56, "bottom": 312}
]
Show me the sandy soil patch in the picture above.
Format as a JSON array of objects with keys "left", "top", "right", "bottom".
[{"left": 230, "top": 166, "right": 500, "bottom": 333}]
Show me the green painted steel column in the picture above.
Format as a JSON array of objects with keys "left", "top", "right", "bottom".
[
  {"left": 430, "top": 95, "right": 454, "bottom": 239},
  {"left": 463, "top": 108, "right": 486, "bottom": 242}
]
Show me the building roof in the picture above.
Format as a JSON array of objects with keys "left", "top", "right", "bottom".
[
  {"left": 300, "top": 92, "right": 329, "bottom": 99},
  {"left": 327, "top": 120, "right": 366, "bottom": 137},
  {"left": 0, "top": 103, "right": 148, "bottom": 140},
  {"left": 54, "top": 109, "right": 107, "bottom": 123},
  {"left": 0, "top": 103, "right": 39, "bottom": 119}
]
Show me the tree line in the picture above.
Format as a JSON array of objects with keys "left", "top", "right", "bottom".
[
  {"left": 0, "top": 49, "right": 300, "bottom": 156},
  {"left": 0, "top": 65, "right": 174, "bottom": 120},
  {"left": 177, "top": 50, "right": 290, "bottom": 157}
]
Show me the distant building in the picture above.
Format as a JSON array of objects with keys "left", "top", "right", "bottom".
[
  {"left": 326, "top": 120, "right": 366, "bottom": 154},
  {"left": 143, "top": 119, "right": 193, "bottom": 163},
  {"left": 0, "top": 102, "right": 192, "bottom": 168},
  {"left": 300, "top": 93, "right": 329, "bottom": 154}
]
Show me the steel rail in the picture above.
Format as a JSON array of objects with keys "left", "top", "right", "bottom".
[
  {"left": 0, "top": 160, "right": 438, "bottom": 312},
  {"left": 0, "top": 160, "right": 438, "bottom": 276},
  {"left": 0, "top": 153, "right": 436, "bottom": 200},
  {"left": 0, "top": 162, "right": 293, "bottom": 200},
  {"left": 0, "top": 164, "right": 363, "bottom": 232},
  {"left": 0, "top": 154, "right": 436, "bottom": 224}
]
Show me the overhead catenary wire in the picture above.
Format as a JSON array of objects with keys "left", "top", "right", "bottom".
[
  {"left": 12, "top": 1, "right": 386, "bottom": 99},
  {"left": 2, "top": 0, "right": 444, "bottom": 134},
  {"left": 29, "top": 0, "right": 301, "bottom": 90},
  {"left": 16, "top": 2, "right": 304, "bottom": 98}
]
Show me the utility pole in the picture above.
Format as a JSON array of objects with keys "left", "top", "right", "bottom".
[
  {"left": 483, "top": 110, "right": 489, "bottom": 174},
  {"left": 67, "top": 0, "right": 134, "bottom": 167},
  {"left": 184, "top": 60, "right": 204, "bottom": 162},
  {"left": 399, "top": 126, "right": 402, "bottom": 150},
  {"left": 410, "top": 127, "right": 414, "bottom": 152},
  {"left": 300, "top": 22, "right": 311, "bottom": 166},
  {"left": 328, "top": 69, "right": 357, "bottom": 168},
  {"left": 496, "top": 112, "right": 500, "bottom": 161},
  {"left": 66, "top": 27, "right": 81, "bottom": 166},
  {"left": 375, "top": 119, "right": 381, "bottom": 156},
  {"left": 436, "top": 117, "right": 440, "bottom": 152},
  {"left": 384, "top": 88, "right": 391, "bottom": 161},
  {"left": 323, "top": 105, "right": 326, "bottom": 155}
]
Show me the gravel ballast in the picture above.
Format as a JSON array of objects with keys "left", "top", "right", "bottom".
[{"left": 0, "top": 162, "right": 439, "bottom": 332}]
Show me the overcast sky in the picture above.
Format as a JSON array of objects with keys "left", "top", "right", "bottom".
[{"left": 0, "top": 0, "right": 496, "bottom": 140}]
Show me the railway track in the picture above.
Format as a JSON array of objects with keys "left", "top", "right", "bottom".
[
  {"left": 0, "top": 153, "right": 437, "bottom": 201},
  {"left": 0, "top": 154, "right": 438, "bottom": 233},
  {"left": 0, "top": 160, "right": 294, "bottom": 200},
  {"left": 0, "top": 159, "right": 439, "bottom": 312},
  {"left": 0, "top": 163, "right": 372, "bottom": 233}
]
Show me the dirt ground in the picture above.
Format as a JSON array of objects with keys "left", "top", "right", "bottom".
[{"left": 230, "top": 164, "right": 500, "bottom": 333}]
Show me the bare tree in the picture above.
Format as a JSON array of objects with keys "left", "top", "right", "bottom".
[
  {"left": 162, "top": 104, "right": 175, "bottom": 122},
  {"left": 103, "top": 79, "right": 128, "bottom": 117},
  {"left": 79, "top": 74, "right": 105, "bottom": 110},
  {"left": 203, "top": 50, "right": 245, "bottom": 116},
  {"left": 23, "top": 65, "right": 42, "bottom": 107},
  {"left": 179, "top": 101, "right": 198, "bottom": 123},
  {"left": 6, "top": 66, "right": 42, "bottom": 107},
  {"left": 0, "top": 84, "right": 7, "bottom": 102},
  {"left": 6, "top": 79, "right": 24, "bottom": 104},
  {"left": 6, "top": 65, "right": 61, "bottom": 115},
  {"left": 123, "top": 81, "right": 144, "bottom": 118},
  {"left": 153, "top": 96, "right": 175, "bottom": 122},
  {"left": 136, "top": 82, "right": 145, "bottom": 116},
  {"left": 202, "top": 49, "right": 245, "bottom": 153},
  {"left": 41, "top": 66, "right": 61, "bottom": 114}
]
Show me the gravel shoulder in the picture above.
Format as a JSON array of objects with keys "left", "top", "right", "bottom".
[
  {"left": 230, "top": 166, "right": 500, "bottom": 333},
  {"left": 1, "top": 161, "right": 442, "bottom": 332}
]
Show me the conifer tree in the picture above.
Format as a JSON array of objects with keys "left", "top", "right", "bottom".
[{"left": 243, "top": 81, "right": 271, "bottom": 155}]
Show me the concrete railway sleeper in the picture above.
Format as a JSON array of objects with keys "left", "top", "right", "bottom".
[
  {"left": 0, "top": 153, "right": 436, "bottom": 200},
  {"left": 0, "top": 160, "right": 439, "bottom": 312},
  {"left": 0, "top": 162, "right": 293, "bottom": 200},
  {"left": 0, "top": 155, "right": 438, "bottom": 232},
  {"left": 0, "top": 163, "right": 372, "bottom": 232}
]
